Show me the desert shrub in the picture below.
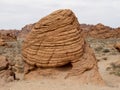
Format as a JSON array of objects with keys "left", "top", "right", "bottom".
[
  {"left": 106, "top": 62, "right": 120, "bottom": 76},
  {"left": 95, "top": 46, "right": 103, "bottom": 52},
  {"left": 102, "top": 57, "right": 107, "bottom": 60},
  {"left": 102, "top": 48, "right": 110, "bottom": 53}
]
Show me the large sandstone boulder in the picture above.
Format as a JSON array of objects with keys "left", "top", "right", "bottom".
[{"left": 22, "top": 9, "right": 104, "bottom": 85}]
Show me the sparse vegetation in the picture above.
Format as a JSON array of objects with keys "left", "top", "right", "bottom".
[
  {"left": 106, "top": 61, "right": 120, "bottom": 76},
  {"left": 0, "top": 39, "right": 24, "bottom": 73},
  {"left": 95, "top": 46, "right": 103, "bottom": 52},
  {"left": 102, "top": 57, "right": 107, "bottom": 60},
  {"left": 102, "top": 48, "right": 110, "bottom": 53}
]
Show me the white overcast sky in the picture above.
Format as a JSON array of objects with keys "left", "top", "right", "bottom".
[{"left": 0, "top": 0, "right": 120, "bottom": 29}]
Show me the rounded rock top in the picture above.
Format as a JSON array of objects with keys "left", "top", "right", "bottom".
[{"left": 22, "top": 9, "right": 84, "bottom": 67}]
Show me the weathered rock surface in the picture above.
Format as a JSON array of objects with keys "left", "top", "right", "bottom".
[
  {"left": 0, "top": 30, "right": 19, "bottom": 41},
  {"left": 22, "top": 9, "right": 104, "bottom": 85},
  {"left": 18, "top": 24, "right": 34, "bottom": 39},
  {"left": 0, "top": 56, "right": 9, "bottom": 71},
  {"left": 114, "top": 42, "right": 120, "bottom": 52},
  {"left": 0, "top": 55, "right": 16, "bottom": 83},
  {"left": 114, "top": 27, "right": 120, "bottom": 38},
  {"left": 17, "top": 23, "right": 120, "bottom": 40},
  {"left": 0, "top": 39, "right": 6, "bottom": 46}
]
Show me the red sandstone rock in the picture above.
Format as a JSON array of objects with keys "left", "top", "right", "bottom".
[
  {"left": 0, "top": 56, "right": 9, "bottom": 71},
  {"left": 0, "top": 55, "right": 16, "bottom": 83},
  {"left": 0, "top": 30, "right": 19, "bottom": 41},
  {"left": 18, "top": 24, "right": 34, "bottom": 39},
  {"left": 0, "top": 39, "right": 6, "bottom": 46},
  {"left": 88, "top": 23, "right": 114, "bottom": 39},
  {"left": 81, "top": 23, "right": 120, "bottom": 39},
  {"left": 22, "top": 9, "right": 104, "bottom": 85}
]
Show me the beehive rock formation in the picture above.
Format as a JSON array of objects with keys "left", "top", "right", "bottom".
[{"left": 22, "top": 9, "right": 104, "bottom": 85}]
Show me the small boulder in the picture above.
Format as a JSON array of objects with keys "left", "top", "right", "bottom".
[{"left": 0, "top": 55, "right": 9, "bottom": 71}]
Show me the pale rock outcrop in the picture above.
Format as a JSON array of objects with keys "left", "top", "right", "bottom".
[{"left": 22, "top": 9, "right": 104, "bottom": 85}]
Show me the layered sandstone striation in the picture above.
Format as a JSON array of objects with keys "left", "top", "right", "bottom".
[
  {"left": 22, "top": 9, "right": 104, "bottom": 85},
  {"left": 17, "top": 23, "right": 120, "bottom": 40}
]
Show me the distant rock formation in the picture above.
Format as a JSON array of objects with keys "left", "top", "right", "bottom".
[
  {"left": 0, "top": 30, "right": 19, "bottom": 41},
  {"left": 81, "top": 24, "right": 93, "bottom": 31},
  {"left": 88, "top": 23, "right": 115, "bottom": 39},
  {"left": 81, "top": 23, "right": 120, "bottom": 39},
  {"left": 22, "top": 9, "right": 104, "bottom": 85},
  {"left": 18, "top": 23, "right": 120, "bottom": 40},
  {"left": 114, "top": 42, "right": 120, "bottom": 52},
  {"left": 114, "top": 27, "right": 120, "bottom": 38},
  {"left": 18, "top": 24, "right": 34, "bottom": 39}
]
